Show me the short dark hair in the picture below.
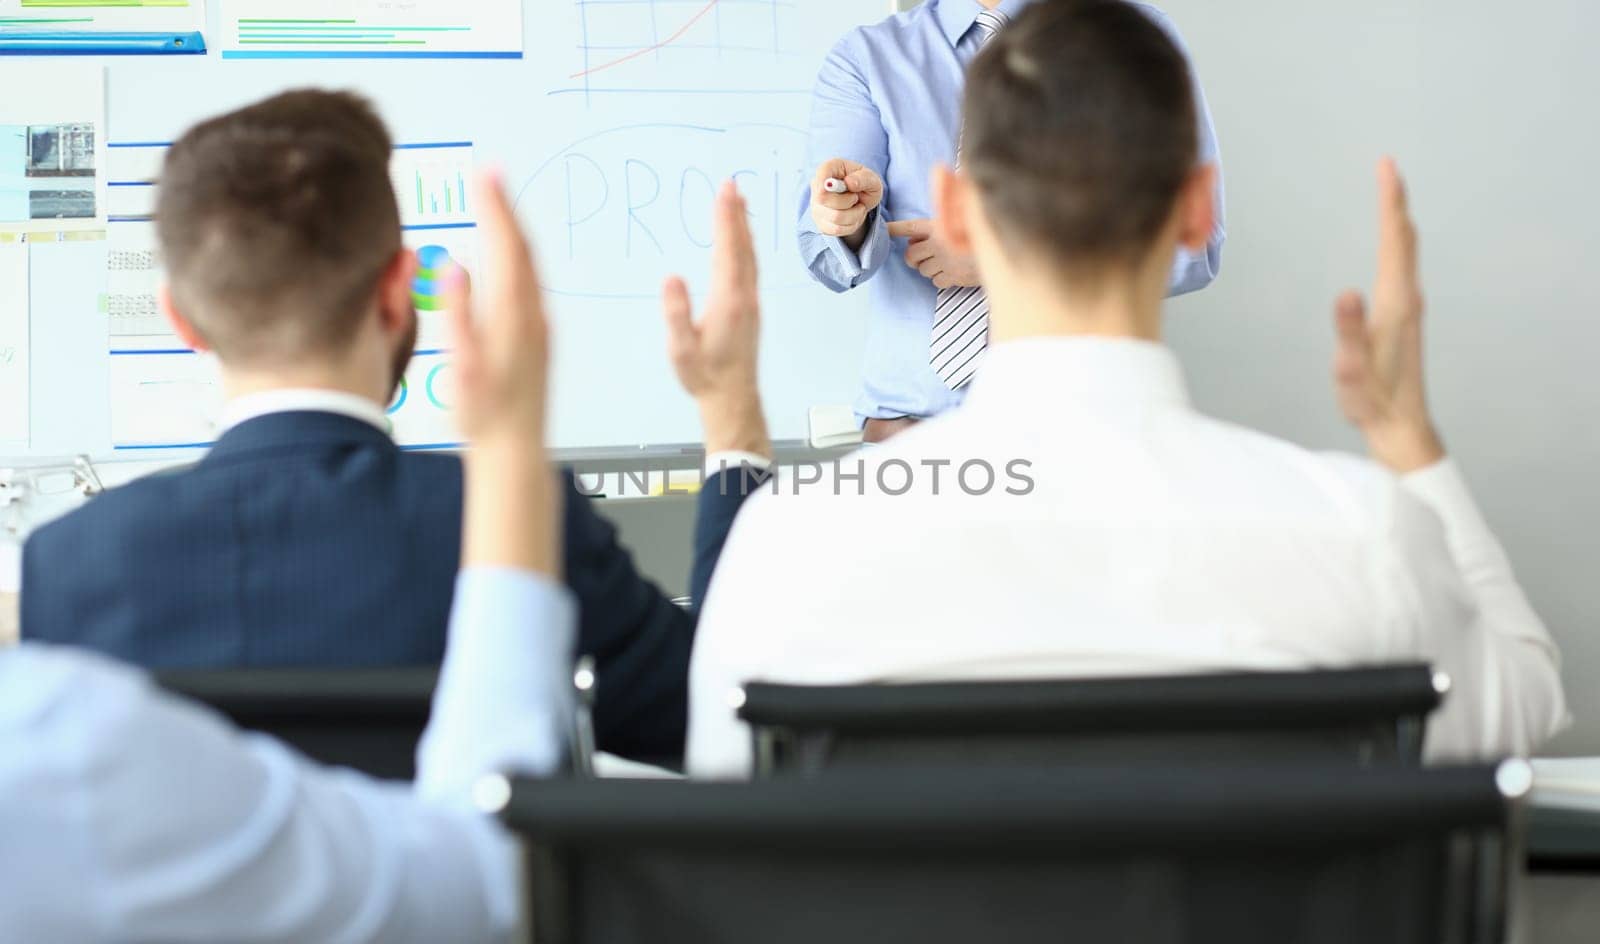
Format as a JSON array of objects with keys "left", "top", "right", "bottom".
[
  {"left": 156, "top": 89, "right": 401, "bottom": 364},
  {"left": 963, "top": 0, "right": 1199, "bottom": 279}
]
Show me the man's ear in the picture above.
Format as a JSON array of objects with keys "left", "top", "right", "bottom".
[
  {"left": 377, "top": 247, "right": 419, "bottom": 335},
  {"left": 1177, "top": 164, "right": 1218, "bottom": 253},
  {"left": 159, "top": 283, "right": 210, "bottom": 353},
  {"left": 930, "top": 163, "right": 977, "bottom": 256}
]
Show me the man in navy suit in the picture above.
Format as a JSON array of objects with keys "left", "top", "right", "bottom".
[{"left": 21, "top": 90, "right": 773, "bottom": 763}]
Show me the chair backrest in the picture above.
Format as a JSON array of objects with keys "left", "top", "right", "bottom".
[
  {"left": 156, "top": 667, "right": 437, "bottom": 780},
  {"left": 493, "top": 762, "right": 1527, "bottom": 944},
  {"left": 737, "top": 665, "right": 1446, "bottom": 776}
]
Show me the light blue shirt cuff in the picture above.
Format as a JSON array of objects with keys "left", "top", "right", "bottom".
[
  {"left": 417, "top": 567, "right": 577, "bottom": 809},
  {"left": 820, "top": 207, "right": 891, "bottom": 288},
  {"left": 1167, "top": 231, "right": 1224, "bottom": 298}
]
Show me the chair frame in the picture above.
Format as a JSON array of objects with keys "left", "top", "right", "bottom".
[
  {"left": 737, "top": 665, "right": 1448, "bottom": 776},
  {"left": 494, "top": 761, "right": 1527, "bottom": 944},
  {"left": 156, "top": 666, "right": 438, "bottom": 779}
]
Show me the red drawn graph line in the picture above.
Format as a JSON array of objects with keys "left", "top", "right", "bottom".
[{"left": 570, "top": 0, "right": 723, "bottom": 79}]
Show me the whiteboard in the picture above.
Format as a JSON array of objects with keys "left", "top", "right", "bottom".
[{"left": 16, "top": 0, "right": 890, "bottom": 463}]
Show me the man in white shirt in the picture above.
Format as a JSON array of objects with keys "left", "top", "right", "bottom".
[{"left": 688, "top": 0, "right": 1569, "bottom": 778}]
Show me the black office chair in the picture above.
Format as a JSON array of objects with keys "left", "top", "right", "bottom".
[
  {"left": 490, "top": 761, "right": 1528, "bottom": 944},
  {"left": 156, "top": 667, "right": 438, "bottom": 781},
  {"left": 737, "top": 665, "right": 1449, "bottom": 776},
  {"left": 1526, "top": 803, "right": 1600, "bottom": 874}
]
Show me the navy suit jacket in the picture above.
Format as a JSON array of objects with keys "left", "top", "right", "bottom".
[{"left": 21, "top": 412, "right": 765, "bottom": 761}]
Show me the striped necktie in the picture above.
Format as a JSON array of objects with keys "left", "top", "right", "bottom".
[{"left": 931, "top": 7, "right": 1010, "bottom": 391}]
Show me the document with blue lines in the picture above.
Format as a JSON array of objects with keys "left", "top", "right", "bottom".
[
  {"left": 219, "top": 0, "right": 522, "bottom": 59},
  {"left": 103, "top": 140, "right": 481, "bottom": 452}
]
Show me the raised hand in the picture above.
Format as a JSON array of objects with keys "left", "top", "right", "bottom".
[
  {"left": 662, "top": 180, "right": 772, "bottom": 459},
  {"left": 446, "top": 170, "right": 549, "bottom": 448},
  {"left": 1332, "top": 158, "right": 1446, "bottom": 474},
  {"left": 446, "top": 169, "right": 561, "bottom": 575},
  {"left": 810, "top": 158, "right": 885, "bottom": 249}
]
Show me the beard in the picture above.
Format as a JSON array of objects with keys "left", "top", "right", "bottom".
[{"left": 387, "top": 305, "right": 419, "bottom": 401}]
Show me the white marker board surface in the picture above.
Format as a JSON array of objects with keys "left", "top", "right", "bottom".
[{"left": 16, "top": 0, "right": 888, "bottom": 463}]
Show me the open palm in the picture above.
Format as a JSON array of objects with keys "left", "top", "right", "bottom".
[{"left": 1332, "top": 159, "right": 1446, "bottom": 474}]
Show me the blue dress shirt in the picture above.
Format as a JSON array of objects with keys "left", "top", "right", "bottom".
[
  {"left": 797, "top": 0, "right": 1227, "bottom": 422},
  {"left": 0, "top": 568, "right": 574, "bottom": 943}
]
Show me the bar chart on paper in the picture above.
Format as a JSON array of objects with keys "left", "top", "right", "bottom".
[
  {"left": 219, "top": 0, "right": 522, "bottom": 59},
  {"left": 392, "top": 143, "right": 473, "bottom": 226},
  {"left": 412, "top": 167, "right": 465, "bottom": 219}
]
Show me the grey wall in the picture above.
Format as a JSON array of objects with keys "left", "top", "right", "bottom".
[{"left": 1154, "top": 0, "right": 1600, "bottom": 752}]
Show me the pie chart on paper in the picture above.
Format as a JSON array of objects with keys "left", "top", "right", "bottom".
[{"left": 412, "top": 245, "right": 454, "bottom": 312}]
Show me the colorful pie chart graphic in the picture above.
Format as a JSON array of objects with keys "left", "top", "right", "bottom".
[
  {"left": 412, "top": 245, "right": 454, "bottom": 312},
  {"left": 425, "top": 363, "right": 454, "bottom": 411},
  {"left": 387, "top": 377, "right": 408, "bottom": 415}
]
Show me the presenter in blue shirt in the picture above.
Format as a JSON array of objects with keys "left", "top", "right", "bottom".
[{"left": 800, "top": 0, "right": 1226, "bottom": 441}]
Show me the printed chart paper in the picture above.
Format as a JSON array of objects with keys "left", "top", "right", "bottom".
[
  {"left": 0, "top": 238, "right": 27, "bottom": 444},
  {"left": 104, "top": 140, "right": 478, "bottom": 451},
  {"left": 103, "top": 141, "right": 164, "bottom": 336},
  {"left": 220, "top": 0, "right": 521, "bottom": 59},
  {"left": 0, "top": 62, "right": 104, "bottom": 237},
  {"left": 0, "top": 0, "right": 204, "bottom": 33}
]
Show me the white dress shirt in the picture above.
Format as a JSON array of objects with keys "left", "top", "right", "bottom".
[
  {"left": 0, "top": 568, "right": 575, "bottom": 943},
  {"left": 688, "top": 338, "right": 1569, "bottom": 778}
]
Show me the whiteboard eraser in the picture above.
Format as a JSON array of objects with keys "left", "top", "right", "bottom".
[{"left": 808, "top": 405, "right": 864, "bottom": 450}]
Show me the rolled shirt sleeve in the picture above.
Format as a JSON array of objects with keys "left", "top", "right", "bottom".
[
  {"left": 418, "top": 568, "right": 578, "bottom": 809},
  {"left": 797, "top": 37, "right": 895, "bottom": 294}
]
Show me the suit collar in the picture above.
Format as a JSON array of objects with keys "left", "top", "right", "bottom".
[
  {"left": 221, "top": 388, "right": 392, "bottom": 435},
  {"left": 202, "top": 410, "right": 398, "bottom": 465}
]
